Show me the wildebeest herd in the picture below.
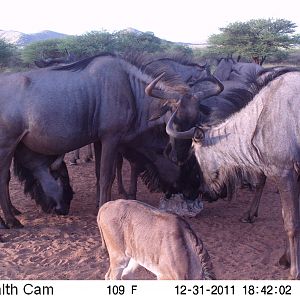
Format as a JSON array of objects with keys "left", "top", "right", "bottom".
[{"left": 1, "top": 51, "right": 300, "bottom": 279}]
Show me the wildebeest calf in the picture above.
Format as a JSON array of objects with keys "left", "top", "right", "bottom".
[{"left": 97, "top": 199, "right": 215, "bottom": 280}]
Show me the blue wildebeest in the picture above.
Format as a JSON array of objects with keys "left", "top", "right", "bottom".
[
  {"left": 0, "top": 53, "right": 221, "bottom": 228},
  {"left": 164, "top": 67, "right": 300, "bottom": 279},
  {"left": 191, "top": 74, "right": 267, "bottom": 223},
  {"left": 0, "top": 142, "right": 74, "bottom": 228},
  {"left": 114, "top": 54, "right": 210, "bottom": 201},
  {"left": 116, "top": 125, "right": 201, "bottom": 204},
  {"left": 213, "top": 57, "right": 263, "bottom": 82},
  {"left": 34, "top": 51, "right": 94, "bottom": 165},
  {"left": 156, "top": 68, "right": 266, "bottom": 222}
]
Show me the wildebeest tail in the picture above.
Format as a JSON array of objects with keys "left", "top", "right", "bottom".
[
  {"left": 98, "top": 225, "right": 108, "bottom": 254},
  {"left": 184, "top": 222, "right": 216, "bottom": 280}
]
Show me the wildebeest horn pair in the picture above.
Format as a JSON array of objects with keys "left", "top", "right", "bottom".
[{"left": 145, "top": 72, "right": 224, "bottom": 140}]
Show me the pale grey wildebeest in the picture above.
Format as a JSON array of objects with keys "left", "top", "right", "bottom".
[
  {"left": 98, "top": 199, "right": 215, "bottom": 280},
  {"left": 0, "top": 53, "right": 222, "bottom": 228},
  {"left": 164, "top": 67, "right": 300, "bottom": 279}
]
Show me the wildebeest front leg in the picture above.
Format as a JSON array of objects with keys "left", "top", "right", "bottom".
[
  {"left": 127, "top": 161, "right": 139, "bottom": 199},
  {"left": 240, "top": 174, "right": 266, "bottom": 223},
  {"left": 116, "top": 153, "right": 127, "bottom": 197},
  {"left": 105, "top": 255, "right": 130, "bottom": 280},
  {"left": 98, "top": 138, "right": 119, "bottom": 207},
  {"left": 275, "top": 171, "right": 300, "bottom": 279},
  {"left": 70, "top": 149, "right": 80, "bottom": 165},
  {"left": 94, "top": 141, "right": 102, "bottom": 206}
]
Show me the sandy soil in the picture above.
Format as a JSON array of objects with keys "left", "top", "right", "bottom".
[{"left": 0, "top": 148, "right": 290, "bottom": 280}]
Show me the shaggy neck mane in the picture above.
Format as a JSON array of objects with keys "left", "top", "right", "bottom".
[
  {"left": 52, "top": 51, "right": 189, "bottom": 93},
  {"left": 122, "top": 52, "right": 189, "bottom": 92},
  {"left": 52, "top": 53, "right": 117, "bottom": 71}
]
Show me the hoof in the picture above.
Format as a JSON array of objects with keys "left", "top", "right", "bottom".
[
  {"left": 12, "top": 207, "right": 22, "bottom": 216},
  {"left": 239, "top": 216, "right": 256, "bottom": 223},
  {"left": 6, "top": 219, "right": 24, "bottom": 229},
  {"left": 118, "top": 192, "right": 129, "bottom": 199},
  {"left": 278, "top": 253, "right": 290, "bottom": 269},
  {"left": 0, "top": 222, "right": 9, "bottom": 229},
  {"left": 69, "top": 158, "right": 78, "bottom": 165},
  {"left": 287, "top": 273, "right": 300, "bottom": 280}
]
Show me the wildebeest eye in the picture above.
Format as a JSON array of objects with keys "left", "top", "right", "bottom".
[
  {"left": 213, "top": 171, "right": 219, "bottom": 180},
  {"left": 193, "top": 127, "right": 205, "bottom": 143}
]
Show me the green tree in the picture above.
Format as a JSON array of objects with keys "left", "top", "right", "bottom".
[
  {"left": 114, "top": 30, "right": 166, "bottom": 53},
  {"left": 61, "top": 31, "right": 116, "bottom": 57},
  {"left": 207, "top": 18, "right": 300, "bottom": 64},
  {"left": 0, "top": 38, "right": 16, "bottom": 68},
  {"left": 21, "top": 39, "right": 66, "bottom": 65}
]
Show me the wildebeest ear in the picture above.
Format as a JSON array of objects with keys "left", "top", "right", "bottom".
[
  {"left": 193, "top": 127, "right": 205, "bottom": 143},
  {"left": 148, "top": 102, "right": 170, "bottom": 121}
]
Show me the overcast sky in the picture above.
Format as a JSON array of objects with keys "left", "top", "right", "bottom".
[{"left": 1, "top": 0, "right": 300, "bottom": 43}]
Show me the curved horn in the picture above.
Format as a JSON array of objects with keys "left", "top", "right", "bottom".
[
  {"left": 166, "top": 109, "right": 196, "bottom": 140},
  {"left": 193, "top": 75, "right": 224, "bottom": 100},
  {"left": 145, "top": 72, "right": 165, "bottom": 97},
  {"left": 145, "top": 72, "right": 181, "bottom": 101}
]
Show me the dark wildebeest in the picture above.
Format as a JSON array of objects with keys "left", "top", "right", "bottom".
[
  {"left": 0, "top": 143, "right": 74, "bottom": 228},
  {"left": 35, "top": 51, "right": 94, "bottom": 165},
  {"left": 0, "top": 53, "right": 222, "bottom": 227},
  {"left": 116, "top": 125, "right": 201, "bottom": 203},
  {"left": 164, "top": 67, "right": 300, "bottom": 279},
  {"left": 114, "top": 54, "right": 210, "bottom": 201},
  {"left": 213, "top": 57, "right": 263, "bottom": 83}
]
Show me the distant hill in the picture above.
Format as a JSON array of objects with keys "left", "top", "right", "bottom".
[
  {"left": 0, "top": 28, "right": 207, "bottom": 48},
  {"left": 0, "top": 30, "right": 69, "bottom": 46}
]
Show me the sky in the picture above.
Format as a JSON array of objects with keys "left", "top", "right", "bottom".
[{"left": 1, "top": 0, "right": 300, "bottom": 43}]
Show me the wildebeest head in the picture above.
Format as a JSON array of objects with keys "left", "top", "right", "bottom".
[
  {"left": 145, "top": 73, "right": 224, "bottom": 165},
  {"left": 213, "top": 57, "right": 235, "bottom": 81}
]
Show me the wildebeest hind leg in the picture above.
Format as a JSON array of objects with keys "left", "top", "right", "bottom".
[
  {"left": 275, "top": 171, "right": 300, "bottom": 279},
  {"left": 70, "top": 149, "right": 80, "bottom": 165},
  {"left": 0, "top": 147, "right": 23, "bottom": 228}
]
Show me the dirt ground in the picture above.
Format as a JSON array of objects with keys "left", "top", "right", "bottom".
[{"left": 0, "top": 148, "right": 290, "bottom": 280}]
